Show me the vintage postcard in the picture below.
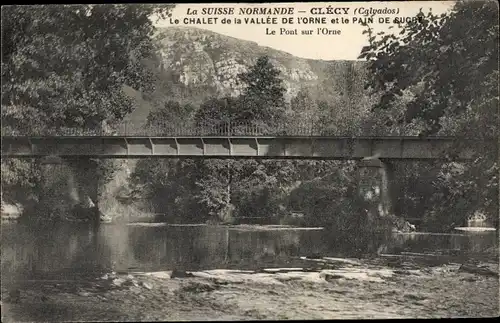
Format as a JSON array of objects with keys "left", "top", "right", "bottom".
[{"left": 1, "top": 1, "right": 498, "bottom": 321}]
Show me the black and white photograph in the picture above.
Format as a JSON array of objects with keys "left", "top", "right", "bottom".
[{"left": 1, "top": 1, "right": 499, "bottom": 321}]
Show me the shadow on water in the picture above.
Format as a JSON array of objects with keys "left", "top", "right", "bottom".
[{"left": 1, "top": 220, "right": 498, "bottom": 283}]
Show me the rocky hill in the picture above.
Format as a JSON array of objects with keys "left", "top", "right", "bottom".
[{"left": 124, "top": 26, "right": 371, "bottom": 127}]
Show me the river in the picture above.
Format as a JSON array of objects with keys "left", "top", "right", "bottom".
[{"left": 2, "top": 220, "right": 497, "bottom": 283}]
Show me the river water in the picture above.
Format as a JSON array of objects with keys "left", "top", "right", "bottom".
[{"left": 1, "top": 221, "right": 498, "bottom": 284}]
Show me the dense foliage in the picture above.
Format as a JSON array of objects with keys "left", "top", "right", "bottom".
[
  {"left": 360, "top": 1, "right": 498, "bottom": 138},
  {"left": 1, "top": 4, "right": 174, "bottom": 209},
  {"left": 237, "top": 56, "right": 287, "bottom": 127},
  {"left": 359, "top": 0, "right": 498, "bottom": 229},
  {"left": 2, "top": 4, "right": 173, "bottom": 131}
]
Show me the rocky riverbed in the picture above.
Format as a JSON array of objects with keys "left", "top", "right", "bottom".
[{"left": 2, "top": 257, "right": 498, "bottom": 321}]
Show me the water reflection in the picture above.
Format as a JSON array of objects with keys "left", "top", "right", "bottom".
[{"left": 1, "top": 222, "right": 498, "bottom": 283}]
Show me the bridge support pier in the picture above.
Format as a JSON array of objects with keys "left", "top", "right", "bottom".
[
  {"left": 39, "top": 156, "right": 99, "bottom": 222},
  {"left": 357, "top": 158, "right": 399, "bottom": 230}
]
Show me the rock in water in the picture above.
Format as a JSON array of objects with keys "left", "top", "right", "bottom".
[
  {"left": 458, "top": 264, "right": 499, "bottom": 277},
  {"left": 129, "top": 286, "right": 141, "bottom": 294},
  {"left": 78, "top": 291, "right": 91, "bottom": 297},
  {"left": 112, "top": 278, "right": 126, "bottom": 287},
  {"left": 181, "top": 281, "right": 216, "bottom": 293},
  {"left": 171, "top": 269, "right": 195, "bottom": 278},
  {"left": 322, "top": 273, "right": 344, "bottom": 282},
  {"left": 141, "top": 282, "right": 153, "bottom": 290}
]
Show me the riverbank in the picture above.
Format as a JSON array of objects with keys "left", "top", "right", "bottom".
[{"left": 2, "top": 257, "right": 498, "bottom": 321}]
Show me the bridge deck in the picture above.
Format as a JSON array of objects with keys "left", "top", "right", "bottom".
[{"left": 1, "top": 135, "right": 490, "bottom": 159}]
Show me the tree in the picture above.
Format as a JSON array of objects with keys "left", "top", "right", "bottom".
[
  {"left": 191, "top": 97, "right": 239, "bottom": 222},
  {"left": 359, "top": 1, "right": 498, "bottom": 138},
  {"left": 359, "top": 0, "right": 499, "bottom": 229},
  {"left": 288, "top": 87, "right": 318, "bottom": 133},
  {"left": 288, "top": 164, "right": 360, "bottom": 227},
  {"left": 192, "top": 159, "right": 235, "bottom": 223},
  {"left": 186, "top": 59, "right": 290, "bottom": 223},
  {"left": 146, "top": 100, "right": 195, "bottom": 134},
  {"left": 132, "top": 98, "right": 199, "bottom": 219},
  {"left": 1, "top": 4, "right": 175, "bottom": 214},
  {"left": 184, "top": 59, "right": 293, "bottom": 222},
  {"left": 194, "top": 96, "right": 240, "bottom": 134},
  {"left": 134, "top": 97, "right": 241, "bottom": 223},
  {"left": 148, "top": 101, "right": 195, "bottom": 125},
  {"left": 237, "top": 56, "right": 287, "bottom": 128},
  {"left": 2, "top": 4, "right": 174, "bottom": 132},
  {"left": 1, "top": 159, "right": 40, "bottom": 205},
  {"left": 131, "top": 157, "right": 204, "bottom": 222}
]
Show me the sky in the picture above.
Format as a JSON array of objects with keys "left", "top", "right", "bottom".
[{"left": 154, "top": 1, "right": 456, "bottom": 60}]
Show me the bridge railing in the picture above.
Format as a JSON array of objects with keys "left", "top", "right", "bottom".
[
  {"left": 0, "top": 121, "right": 460, "bottom": 137},
  {"left": 2, "top": 121, "right": 320, "bottom": 137},
  {"left": 110, "top": 121, "right": 334, "bottom": 137}
]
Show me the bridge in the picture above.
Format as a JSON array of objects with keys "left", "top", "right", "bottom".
[
  {"left": 1, "top": 122, "right": 492, "bottom": 160},
  {"left": 1, "top": 135, "right": 486, "bottom": 160},
  {"left": 2, "top": 122, "right": 496, "bottom": 226}
]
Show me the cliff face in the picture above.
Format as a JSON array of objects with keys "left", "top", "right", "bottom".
[
  {"left": 155, "top": 26, "right": 321, "bottom": 98},
  {"left": 125, "top": 26, "right": 371, "bottom": 126}
]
